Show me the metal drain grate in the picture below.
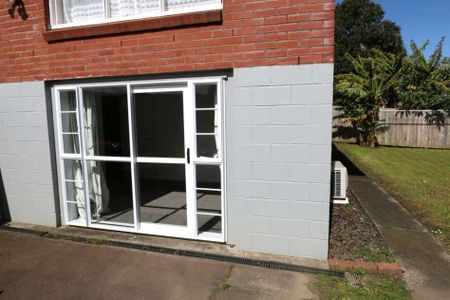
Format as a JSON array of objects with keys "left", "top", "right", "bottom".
[
  {"left": 4, "top": 228, "right": 344, "bottom": 278},
  {"left": 0, "top": 226, "right": 47, "bottom": 237},
  {"left": 44, "top": 233, "right": 344, "bottom": 277}
]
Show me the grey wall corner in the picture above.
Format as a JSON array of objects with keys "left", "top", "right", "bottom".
[
  {"left": 225, "top": 63, "right": 333, "bottom": 260},
  {"left": 0, "top": 81, "right": 58, "bottom": 227}
]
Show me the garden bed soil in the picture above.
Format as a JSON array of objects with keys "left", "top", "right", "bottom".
[{"left": 329, "top": 190, "right": 395, "bottom": 263}]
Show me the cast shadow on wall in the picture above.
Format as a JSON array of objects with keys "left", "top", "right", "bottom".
[{"left": 0, "top": 169, "right": 11, "bottom": 224}]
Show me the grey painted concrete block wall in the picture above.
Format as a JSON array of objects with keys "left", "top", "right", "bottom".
[
  {"left": 0, "top": 82, "right": 58, "bottom": 227},
  {"left": 1, "top": 66, "right": 333, "bottom": 260},
  {"left": 225, "top": 64, "right": 333, "bottom": 260}
]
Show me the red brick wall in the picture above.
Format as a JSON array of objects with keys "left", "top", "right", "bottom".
[{"left": 0, "top": 0, "right": 334, "bottom": 83}]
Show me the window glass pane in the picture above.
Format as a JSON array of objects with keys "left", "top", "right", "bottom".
[
  {"left": 195, "top": 84, "right": 217, "bottom": 108},
  {"left": 197, "top": 191, "right": 221, "bottom": 214},
  {"left": 60, "top": 90, "right": 77, "bottom": 111},
  {"left": 197, "top": 214, "right": 221, "bottom": 234},
  {"left": 83, "top": 86, "right": 130, "bottom": 157},
  {"left": 62, "top": 113, "right": 78, "bottom": 133},
  {"left": 197, "top": 135, "right": 218, "bottom": 158},
  {"left": 196, "top": 165, "right": 220, "bottom": 189},
  {"left": 166, "top": 0, "right": 221, "bottom": 11},
  {"left": 52, "top": 0, "right": 222, "bottom": 26},
  {"left": 138, "top": 163, "right": 187, "bottom": 226},
  {"left": 54, "top": 0, "right": 104, "bottom": 25},
  {"left": 63, "top": 134, "right": 80, "bottom": 154},
  {"left": 67, "top": 201, "right": 84, "bottom": 222},
  {"left": 88, "top": 161, "right": 134, "bottom": 225},
  {"left": 64, "top": 160, "right": 83, "bottom": 180},
  {"left": 196, "top": 110, "right": 217, "bottom": 134},
  {"left": 66, "top": 182, "right": 83, "bottom": 202},
  {"left": 135, "top": 92, "right": 185, "bottom": 158}
]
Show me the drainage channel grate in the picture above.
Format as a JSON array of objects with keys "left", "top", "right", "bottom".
[
  {"left": 0, "top": 226, "right": 48, "bottom": 237},
  {"left": 44, "top": 233, "right": 344, "bottom": 278}
]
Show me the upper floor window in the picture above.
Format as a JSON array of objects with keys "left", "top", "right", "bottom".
[{"left": 49, "top": 0, "right": 223, "bottom": 28}]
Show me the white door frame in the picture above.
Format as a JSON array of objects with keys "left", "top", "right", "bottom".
[{"left": 52, "top": 77, "right": 225, "bottom": 242}]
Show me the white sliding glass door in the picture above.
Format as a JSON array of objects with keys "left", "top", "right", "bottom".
[
  {"left": 54, "top": 78, "right": 224, "bottom": 242},
  {"left": 132, "top": 85, "right": 194, "bottom": 238}
]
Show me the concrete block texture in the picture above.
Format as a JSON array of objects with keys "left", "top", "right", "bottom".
[
  {"left": 0, "top": 81, "right": 57, "bottom": 227},
  {"left": 225, "top": 64, "right": 333, "bottom": 260}
]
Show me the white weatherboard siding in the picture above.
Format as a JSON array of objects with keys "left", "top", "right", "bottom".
[
  {"left": 225, "top": 64, "right": 334, "bottom": 260},
  {"left": 0, "top": 81, "right": 58, "bottom": 227}
]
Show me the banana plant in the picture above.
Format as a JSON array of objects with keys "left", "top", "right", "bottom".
[{"left": 336, "top": 46, "right": 403, "bottom": 147}]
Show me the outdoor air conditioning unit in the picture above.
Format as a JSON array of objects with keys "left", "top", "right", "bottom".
[{"left": 332, "top": 161, "right": 349, "bottom": 204}]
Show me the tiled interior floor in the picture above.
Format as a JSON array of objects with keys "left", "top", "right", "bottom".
[{"left": 98, "top": 187, "right": 221, "bottom": 233}]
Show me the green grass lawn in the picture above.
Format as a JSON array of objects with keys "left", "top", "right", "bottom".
[
  {"left": 335, "top": 143, "right": 450, "bottom": 250},
  {"left": 315, "top": 271, "right": 410, "bottom": 300}
]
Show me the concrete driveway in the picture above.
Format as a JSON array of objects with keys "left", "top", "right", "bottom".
[{"left": 0, "top": 231, "right": 318, "bottom": 300}]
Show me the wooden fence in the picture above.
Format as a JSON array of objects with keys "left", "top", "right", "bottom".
[{"left": 333, "top": 108, "right": 450, "bottom": 149}]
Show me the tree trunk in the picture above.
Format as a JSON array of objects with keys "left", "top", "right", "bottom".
[{"left": 368, "top": 108, "right": 379, "bottom": 148}]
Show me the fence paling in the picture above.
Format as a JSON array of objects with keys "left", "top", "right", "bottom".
[{"left": 332, "top": 108, "right": 450, "bottom": 149}]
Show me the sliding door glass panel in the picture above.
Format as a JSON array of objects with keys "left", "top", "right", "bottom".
[
  {"left": 88, "top": 161, "right": 134, "bottom": 225},
  {"left": 82, "top": 86, "right": 130, "bottom": 157},
  {"left": 135, "top": 92, "right": 185, "bottom": 158},
  {"left": 63, "top": 160, "right": 85, "bottom": 222},
  {"left": 138, "top": 163, "right": 187, "bottom": 226}
]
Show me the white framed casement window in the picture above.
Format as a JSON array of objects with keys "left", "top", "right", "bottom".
[
  {"left": 49, "top": 0, "right": 223, "bottom": 29},
  {"left": 52, "top": 77, "right": 226, "bottom": 242}
]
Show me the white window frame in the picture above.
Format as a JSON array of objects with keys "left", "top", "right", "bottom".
[
  {"left": 49, "top": 0, "right": 223, "bottom": 29},
  {"left": 52, "top": 76, "right": 226, "bottom": 243}
]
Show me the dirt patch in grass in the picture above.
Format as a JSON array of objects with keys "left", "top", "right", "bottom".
[{"left": 330, "top": 191, "right": 395, "bottom": 263}]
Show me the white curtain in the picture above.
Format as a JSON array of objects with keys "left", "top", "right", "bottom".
[
  {"left": 166, "top": 0, "right": 220, "bottom": 11},
  {"left": 60, "top": 0, "right": 221, "bottom": 24},
  {"left": 63, "top": 0, "right": 104, "bottom": 23},
  {"left": 84, "top": 92, "right": 111, "bottom": 219},
  {"left": 65, "top": 92, "right": 86, "bottom": 220},
  {"left": 137, "top": 0, "right": 160, "bottom": 13},
  {"left": 110, "top": 0, "right": 135, "bottom": 18},
  {"left": 213, "top": 103, "right": 219, "bottom": 158}
]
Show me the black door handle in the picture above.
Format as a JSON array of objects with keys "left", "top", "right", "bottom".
[{"left": 187, "top": 148, "right": 190, "bottom": 164}]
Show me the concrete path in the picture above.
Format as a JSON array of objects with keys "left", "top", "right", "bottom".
[
  {"left": 349, "top": 175, "right": 450, "bottom": 300},
  {"left": 0, "top": 231, "right": 318, "bottom": 300}
]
